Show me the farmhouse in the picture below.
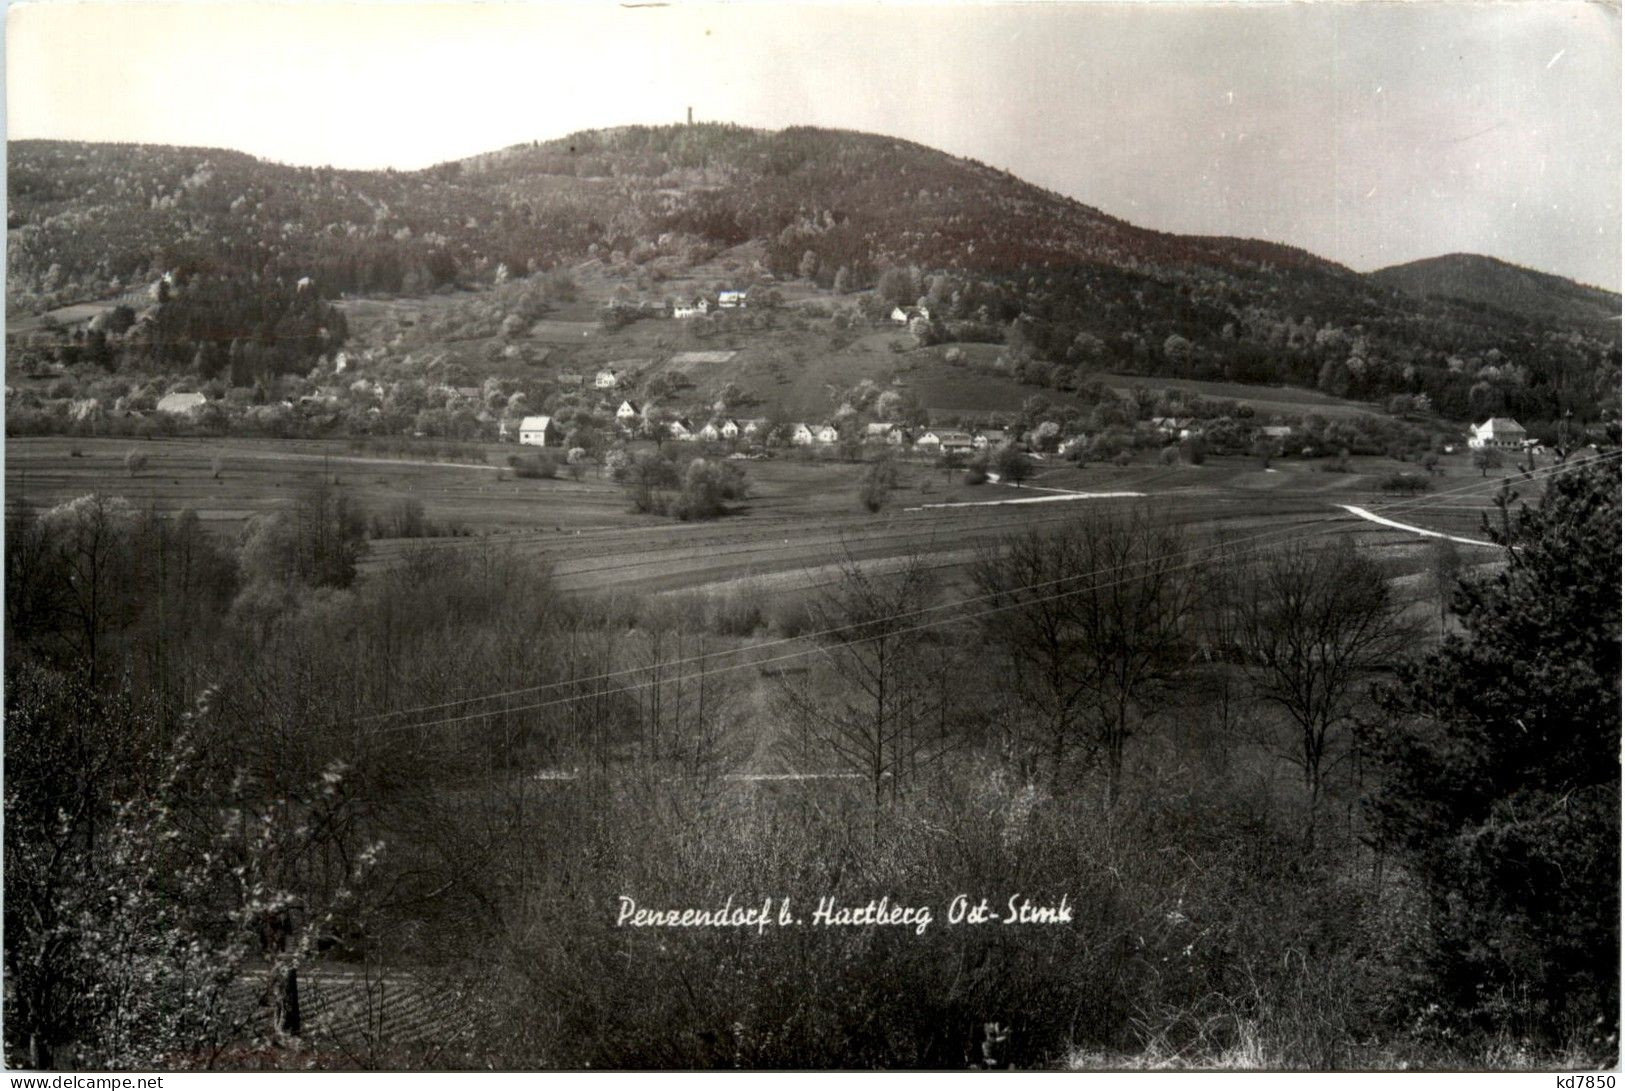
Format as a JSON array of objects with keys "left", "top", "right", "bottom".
[
  {"left": 1468, "top": 418, "right": 1528, "bottom": 450},
  {"left": 616, "top": 400, "right": 642, "bottom": 423},
  {"left": 673, "top": 298, "right": 710, "bottom": 319},
  {"left": 595, "top": 369, "right": 622, "bottom": 390},
  {"left": 790, "top": 423, "right": 816, "bottom": 447},
  {"left": 890, "top": 306, "right": 910, "bottom": 324},
  {"left": 863, "top": 422, "right": 895, "bottom": 443},
  {"left": 740, "top": 418, "right": 769, "bottom": 439},
  {"left": 974, "top": 429, "right": 1008, "bottom": 451},
  {"left": 815, "top": 424, "right": 840, "bottom": 445},
  {"left": 670, "top": 418, "right": 697, "bottom": 441},
  {"left": 698, "top": 421, "right": 721, "bottom": 441},
  {"left": 718, "top": 290, "right": 748, "bottom": 309},
  {"left": 156, "top": 391, "right": 208, "bottom": 417},
  {"left": 719, "top": 419, "right": 742, "bottom": 440},
  {"left": 886, "top": 426, "right": 912, "bottom": 447},
  {"left": 915, "top": 430, "right": 975, "bottom": 454},
  {"left": 519, "top": 415, "right": 560, "bottom": 446}
]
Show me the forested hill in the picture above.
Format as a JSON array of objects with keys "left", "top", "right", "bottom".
[
  {"left": 1371, "top": 253, "right": 1621, "bottom": 334},
  {"left": 8, "top": 125, "right": 1354, "bottom": 303},
  {"left": 8, "top": 124, "right": 1621, "bottom": 428}
]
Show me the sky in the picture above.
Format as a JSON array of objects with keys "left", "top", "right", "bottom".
[{"left": 6, "top": 1, "right": 1621, "bottom": 290}]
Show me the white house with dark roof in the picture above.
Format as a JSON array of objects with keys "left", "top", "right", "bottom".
[
  {"left": 616, "top": 399, "right": 641, "bottom": 424},
  {"left": 916, "top": 429, "right": 975, "bottom": 454},
  {"left": 1468, "top": 418, "right": 1529, "bottom": 450},
  {"left": 519, "top": 415, "right": 560, "bottom": 446}
]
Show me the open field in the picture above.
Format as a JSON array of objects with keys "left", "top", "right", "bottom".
[
  {"left": 1094, "top": 372, "right": 1380, "bottom": 418},
  {"left": 7, "top": 436, "right": 1531, "bottom": 602}
]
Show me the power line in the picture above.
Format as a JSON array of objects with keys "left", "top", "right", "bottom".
[
  {"left": 334, "top": 452, "right": 1607, "bottom": 727},
  {"left": 343, "top": 453, "right": 1613, "bottom": 737}
]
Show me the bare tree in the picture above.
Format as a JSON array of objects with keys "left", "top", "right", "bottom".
[
  {"left": 970, "top": 523, "right": 1099, "bottom": 786},
  {"left": 1224, "top": 539, "right": 1418, "bottom": 812},
  {"left": 39, "top": 493, "right": 137, "bottom": 687},
  {"left": 976, "top": 509, "right": 1195, "bottom": 802},
  {"left": 1066, "top": 508, "right": 1196, "bottom": 805},
  {"left": 779, "top": 550, "right": 955, "bottom": 824},
  {"left": 1427, "top": 537, "right": 1464, "bottom": 634}
]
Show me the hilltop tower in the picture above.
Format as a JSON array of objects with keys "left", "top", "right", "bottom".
[{"left": 687, "top": 106, "right": 693, "bottom": 125}]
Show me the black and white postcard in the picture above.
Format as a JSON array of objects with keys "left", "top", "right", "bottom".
[{"left": 3, "top": 0, "right": 1619, "bottom": 1075}]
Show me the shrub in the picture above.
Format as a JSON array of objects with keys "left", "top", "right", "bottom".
[
  {"left": 858, "top": 460, "right": 900, "bottom": 513},
  {"left": 993, "top": 444, "right": 1034, "bottom": 486},
  {"left": 123, "top": 449, "right": 147, "bottom": 477},
  {"left": 509, "top": 451, "right": 558, "bottom": 479},
  {"left": 1378, "top": 472, "right": 1430, "bottom": 495},
  {"left": 671, "top": 458, "right": 749, "bottom": 521}
]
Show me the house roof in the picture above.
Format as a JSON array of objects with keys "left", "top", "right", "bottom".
[
  {"left": 1479, "top": 417, "right": 1526, "bottom": 432},
  {"left": 519, "top": 415, "right": 553, "bottom": 431}
]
